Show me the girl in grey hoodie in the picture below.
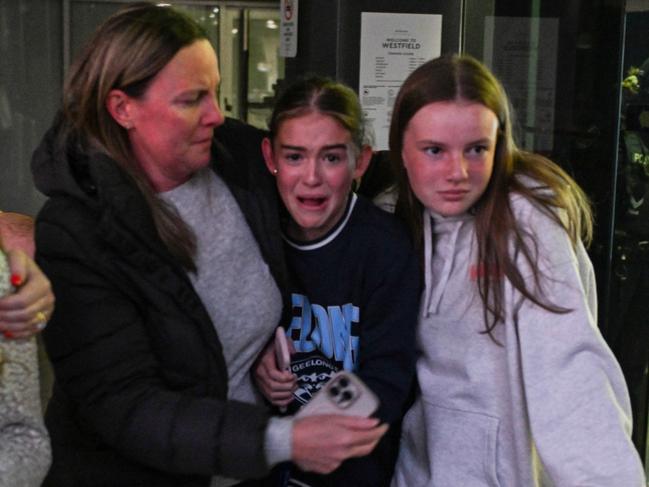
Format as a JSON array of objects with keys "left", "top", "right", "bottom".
[{"left": 389, "top": 54, "right": 646, "bottom": 486}]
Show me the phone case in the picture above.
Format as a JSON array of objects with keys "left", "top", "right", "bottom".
[
  {"left": 295, "top": 370, "right": 379, "bottom": 418},
  {"left": 274, "top": 327, "right": 291, "bottom": 371}
]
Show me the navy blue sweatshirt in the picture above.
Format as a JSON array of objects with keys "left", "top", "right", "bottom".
[{"left": 280, "top": 194, "right": 421, "bottom": 487}]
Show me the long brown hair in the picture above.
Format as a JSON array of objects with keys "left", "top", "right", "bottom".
[
  {"left": 267, "top": 76, "right": 367, "bottom": 156},
  {"left": 390, "top": 54, "right": 593, "bottom": 336},
  {"left": 61, "top": 2, "right": 209, "bottom": 271}
]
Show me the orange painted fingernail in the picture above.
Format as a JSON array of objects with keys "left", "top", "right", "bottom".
[{"left": 10, "top": 274, "right": 22, "bottom": 287}]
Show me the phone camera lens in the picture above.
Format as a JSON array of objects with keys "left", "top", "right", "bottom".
[
  {"left": 342, "top": 390, "right": 353, "bottom": 402},
  {"left": 339, "top": 377, "right": 349, "bottom": 387},
  {"left": 329, "top": 386, "right": 340, "bottom": 397}
]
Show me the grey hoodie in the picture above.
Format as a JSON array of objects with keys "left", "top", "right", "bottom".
[{"left": 392, "top": 190, "right": 645, "bottom": 486}]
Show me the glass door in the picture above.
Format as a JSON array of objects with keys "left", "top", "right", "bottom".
[
  {"left": 610, "top": 3, "right": 649, "bottom": 472},
  {"left": 245, "top": 8, "right": 284, "bottom": 128},
  {"left": 219, "top": 4, "right": 284, "bottom": 128},
  {"left": 464, "top": 0, "right": 648, "bottom": 473}
]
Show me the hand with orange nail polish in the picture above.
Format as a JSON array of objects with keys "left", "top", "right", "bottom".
[
  {"left": 0, "top": 249, "right": 54, "bottom": 339},
  {"left": 10, "top": 274, "right": 22, "bottom": 287}
]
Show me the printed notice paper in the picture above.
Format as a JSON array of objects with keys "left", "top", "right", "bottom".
[{"left": 359, "top": 12, "right": 442, "bottom": 150}]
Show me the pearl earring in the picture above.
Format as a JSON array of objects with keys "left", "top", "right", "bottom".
[{"left": 272, "top": 168, "right": 278, "bottom": 175}]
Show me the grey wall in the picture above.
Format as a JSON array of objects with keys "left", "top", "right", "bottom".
[{"left": 0, "top": 0, "right": 62, "bottom": 216}]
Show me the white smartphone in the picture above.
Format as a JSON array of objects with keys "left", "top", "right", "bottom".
[
  {"left": 274, "top": 326, "right": 291, "bottom": 371},
  {"left": 295, "top": 370, "right": 379, "bottom": 419}
]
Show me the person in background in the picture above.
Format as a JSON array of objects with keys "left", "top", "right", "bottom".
[
  {"left": 30, "top": 3, "right": 386, "bottom": 486},
  {"left": 253, "top": 77, "right": 420, "bottom": 486},
  {"left": 389, "top": 54, "right": 646, "bottom": 486},
  {"left": 0, "top": 211, "right": 56, "bottom": 406},
  {"left": 0, "top": 211, "right": 54, "bottom": 339},
  {"left": 0, "top": 243, "right": 51, "bottom": 485}
]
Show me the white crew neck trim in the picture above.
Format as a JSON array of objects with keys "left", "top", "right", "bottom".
[{"left": 283, "top": 193, "right": 358, "bottom": 251}]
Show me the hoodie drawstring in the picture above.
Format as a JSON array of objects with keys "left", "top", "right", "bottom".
[{"left": 422, "top": 209, "right": 465, "bottom": 317}]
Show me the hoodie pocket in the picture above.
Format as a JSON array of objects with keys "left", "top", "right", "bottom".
[{"left": 393, "top": 399, "right": 502, "bottom": 487}]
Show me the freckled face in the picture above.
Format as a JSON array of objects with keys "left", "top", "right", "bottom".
[
  {"left": 401, "top": 101, "right": 499, "bottom": 216},
  {"left": 126, "top": 39, "right": 224, "bottom": 192},
  {"left": 262, "top": 112, "right": 368, "bottom": 241}
]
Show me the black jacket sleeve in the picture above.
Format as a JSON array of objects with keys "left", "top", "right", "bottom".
[{"left": 36, "top": 198, "right": 271, "bottom": 480}]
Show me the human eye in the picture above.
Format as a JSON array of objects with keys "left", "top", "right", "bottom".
[
  {"left": 467, "top": 144, "right": 489, "bottom": 157},
  {"left": 322, "top": 151, "right": 345, "bottom": 164},
  {"left": 178, "top": 92, "right": 203, "bottom": 106},
  {"left": 283, "top": 152, "right": 303, "bottom": 165},
  {"left": 423, "top": 145, "right": 442, "bottom": 157}
]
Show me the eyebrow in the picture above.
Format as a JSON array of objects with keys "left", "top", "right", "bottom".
[
  {"left": 468, "top": 137, "right": 494, "bottom": 146},
  {"left": 173, "top": 88, "right": 205, "bottom": 99},
  {"left": 279, "top": 144, "right": 305, "bottom": 151},
  {"left": 175, "top": 84, "right": 220, "bottom": 97},
  {"left": 279, "top": 143, "right": 349, "bottom": 151},
  {"left": 322, "top": 143, "right": 348, "bottom": 151},
  {"left": 415, "top": 137, "right": 493, "bottom": 147}
]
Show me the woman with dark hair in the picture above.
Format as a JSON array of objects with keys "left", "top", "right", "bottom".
[
  {"left": 254, "top": 76, "right": 419, "bottom": 486},
  {"left": 389, "top": 54, "right": 645, "bottom": 486},
  {"left": 31, "top": 3, "right": 386, "bottom": 486}
]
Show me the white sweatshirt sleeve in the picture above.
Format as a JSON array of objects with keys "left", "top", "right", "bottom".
[{"left": 512, "top": 199, "right": 645, "bottom": 486}]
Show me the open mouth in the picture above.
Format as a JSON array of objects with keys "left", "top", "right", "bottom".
[{"left": 298, "top": 196, "right": 327, "bottom": 208}]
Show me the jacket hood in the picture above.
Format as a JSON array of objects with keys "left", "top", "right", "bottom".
[
  {"left": 31, "top": 114, "right": 133, "bottom": 210},
  {"left": 32, "top": 114, "right": 90, "bottom": 201}
]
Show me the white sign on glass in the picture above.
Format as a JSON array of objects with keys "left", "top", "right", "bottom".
[{"left": 359, "top": 12, "right": 442, "bottom": 150}]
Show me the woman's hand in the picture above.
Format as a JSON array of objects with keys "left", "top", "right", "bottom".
[
  {"left": 291, "top": 415, "right": 388, "bottom": 474},
  {"left": 0, "top": 249, "right": 54, "bottom": 338},
  {"left": 254, "top": 340, "right": 296, "bottom": 407}
]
